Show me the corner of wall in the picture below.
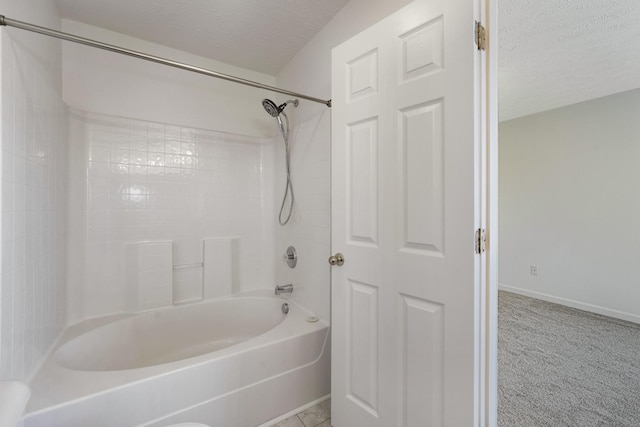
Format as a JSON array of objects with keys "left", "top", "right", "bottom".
[{"left": 0, "top": 0, "right": 68, "bottom": 380}]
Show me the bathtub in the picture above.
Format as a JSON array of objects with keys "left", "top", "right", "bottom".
[{"left": 24, "top": 291, "right": 330, "bottom": 427}]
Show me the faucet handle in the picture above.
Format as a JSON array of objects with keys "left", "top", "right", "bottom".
[
  {"left": 275, "top": 284, "right": 294, "bottom": 295},
  {"left": 282, "top": 246, "right": 297, "bottom": 268}
]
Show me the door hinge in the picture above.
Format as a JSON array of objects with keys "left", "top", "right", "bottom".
[
  {"left": 475, "top": 21, "right": 486, "bottom": 51},
  {"left": 475, "top": 228, "right": 486, "bottom": 254}
]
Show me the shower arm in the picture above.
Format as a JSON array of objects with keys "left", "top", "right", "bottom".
[{"left": 0, "top": 14, "right": 332, "bottom": 108}]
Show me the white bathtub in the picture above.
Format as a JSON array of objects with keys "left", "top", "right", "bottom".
[{"left": 24, "top": 291, "right": 330, "bottom": 427}]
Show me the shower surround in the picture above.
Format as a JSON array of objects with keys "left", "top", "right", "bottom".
[{"left": 66, "top": 110, "right": 276, "bottom": 322}]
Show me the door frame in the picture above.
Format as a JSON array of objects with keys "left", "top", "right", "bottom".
[{"left": 484, "top": 0, "right": 499, "bottom": 425}]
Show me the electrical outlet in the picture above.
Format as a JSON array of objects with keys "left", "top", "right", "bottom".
[{"left": 530, "top": 265, "right": 538, "bottom": 276}]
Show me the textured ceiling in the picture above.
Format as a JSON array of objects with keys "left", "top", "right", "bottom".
[
  {"left": 53, "top": 0, "right": 640, "bottom": 120},
  {"left": 54, "top": 0, "right": 350, "bottom": 75},
  {"left": 499, "top": 0, "right": 640, "bottom": 121}
]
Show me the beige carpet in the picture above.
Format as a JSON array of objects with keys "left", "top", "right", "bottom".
[{"left": 498, "top": 291, "right": 640, "bottom": 426}]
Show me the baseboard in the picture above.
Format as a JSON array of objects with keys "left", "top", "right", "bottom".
[{"left": 498, "top": 283, "right": 640, "bottom": 325}]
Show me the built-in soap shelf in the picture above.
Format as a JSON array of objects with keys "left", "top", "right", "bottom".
[
  {"left": 172, "top": 262, "right": 204, "bottom": 305},
  {"left": 125, "top": 237, "right": 239, "bottom": 311}
]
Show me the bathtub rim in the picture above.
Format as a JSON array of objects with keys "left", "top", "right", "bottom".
[
  {"left": 25, "top": 289, "right": 328, "bottom": 416},
  {"left": 54, "top": 294, "right": 289, "bottom": 372}
]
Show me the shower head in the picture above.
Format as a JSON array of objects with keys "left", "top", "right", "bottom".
[
  {"left": 262, "top": 98, "right": 299, "bottom": 117},
  {"left": 262, "top": 99, "right": 281, "bottom": 117}
]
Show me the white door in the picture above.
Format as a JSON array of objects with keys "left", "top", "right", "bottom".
[{"left": 331, "top": 0, "right": 486, "bottom": 425}]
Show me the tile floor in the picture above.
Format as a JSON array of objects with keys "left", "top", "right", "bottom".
[{"left": 270, "top": 398, "right": 331, "bottom": 427}]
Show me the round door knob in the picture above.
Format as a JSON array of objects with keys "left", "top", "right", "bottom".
[{"left": 328, "top": 253, "right": 345, "bottom": 266}]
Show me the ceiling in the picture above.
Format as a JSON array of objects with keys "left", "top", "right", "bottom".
[
  {"left": 499, "top": 0, "right": 640, "bottom": 121},
  {"left": 54, "top": 0, "right": 640, "bottom": 120},
  {"left": 54, "top": 0, "right": 351, "bottom": 75}
]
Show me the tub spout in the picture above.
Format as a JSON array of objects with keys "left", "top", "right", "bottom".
[{"left": 275, "top": 284, "right": 293, "bottom": 295}]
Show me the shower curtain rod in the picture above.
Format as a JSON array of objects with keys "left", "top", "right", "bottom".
[{"left": 0, "top": 14, "right": 332, "bottom": 108}]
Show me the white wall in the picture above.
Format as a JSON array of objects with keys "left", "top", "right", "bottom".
[
  {"left": 0, "top": 0, "right": 67, "bottom": 380},
  {"left": 499, "top": 89, "right": 640, "bottom": 322},
  {"left": 66, "top": 110, "right": 275, "bottom": 322},
  {"left": 61, "top": 20, "right": 278, "bottom": 138},
  {"left": 274, "top": 0, "right": 413, "bottom": 322}
]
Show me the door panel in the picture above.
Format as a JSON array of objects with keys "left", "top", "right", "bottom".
[
  {"left": 347, "top": 280, "right": 379, "bottom": 415},
  {"left": 347, "top": 118, "right": 379, "bottom": 246},
  {"left": 399, "top": 99, "right": 444, "bottom": 254},
  {"left": 331, "top": 0, "right": 484, "bottom": 426},
  {"left": 399, "top": 295, "right": 444, "bottom": 427}
]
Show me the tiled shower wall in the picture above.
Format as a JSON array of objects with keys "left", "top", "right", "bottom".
[
  {"left": 0, "top": 28, "right": 68, "bottom": 379},
  {"left": 67, "top": 111, "right": 274, "bottom": 323}
]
